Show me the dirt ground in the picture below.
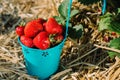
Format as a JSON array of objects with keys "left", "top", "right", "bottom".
[{"left": 0, "top": 0, "right": 120, "bottom": 80}]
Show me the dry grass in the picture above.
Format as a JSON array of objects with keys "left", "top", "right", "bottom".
[{"left": 0, "top": 0, "right": 120, "bottom": 80}]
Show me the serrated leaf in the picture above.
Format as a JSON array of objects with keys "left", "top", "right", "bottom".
[
  {"left": 108, "top": 38, "right": 120, "bottom": 58},
  {"left": 118, "top": 8, "right": 120, "bottom": 14},
  {"left": 98, "top": 12, "right": 120, "bottom": 34},
  {"left": 108, "top": 52, "right": 120, "bottom": 59},
  {"left": 109, "top": 38, "right": 120, "bottom": 49},
  {"left": 98, "top": 13, "right": 113, "bottom": 31},
  {"left": 109, "top": 21, "right": 120, "bottom": 34},
  {"left": 58, "top": 0, "right": 69, "bottom": 19},
  {"left": 70, "top": 9, "right": 79, "bottom": 18},
  {"left": 116, "top": 8, "right": 120, "bottom": 21},
  {"left": 98, "top": 17, "right": 112, "bottom": 31},
  {"left": 78, "top": 0, "right": 100, "bottom": 5},
  {"left": 54, "top": 16, "right": 65, "bottom": 25},
  {"left": 68, "top": 24, "right": 83, "bottom": 39}
]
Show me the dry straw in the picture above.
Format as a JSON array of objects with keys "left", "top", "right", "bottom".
[{"left": 0, "top": 0, "right": 120, "bottom": 80}]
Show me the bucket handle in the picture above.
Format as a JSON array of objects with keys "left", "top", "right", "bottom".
[
  {"left": 102, "top": 0, "right": 106, "bottom": 14},
  {"left": 64, "top": 0, "right": 72, "bottom": 40}
]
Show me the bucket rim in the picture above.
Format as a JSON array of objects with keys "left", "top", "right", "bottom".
[{"left": 18, "top": 37, "right": 65, "bottom": 51}]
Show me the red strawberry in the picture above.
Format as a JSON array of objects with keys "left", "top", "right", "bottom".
[
  {"left": 111, "top": 32, "right": 116, "bottom": 36},
  {"left": 45, "top": 17, "right": 63, "bottom": 34},
  {"left": 16, "top": 26, "right": 24, "bottom": 36},
  {"left": 56, "top": 24, "right": 63, "bottom": 34},
  {"left": 24, "top": 20, "right": 43, "bottom": 38},
  {"left": 34, "top": 18, "right": 46, "bottom": 25},
  {"left": 43, "top": 22, "right": 46, "bottom": 27},
  {"left": 20, "top": 35, "right": 34, "bottom": 47},
  {"left": 33, "top": 31, "right": 50, "bottom": 50},
  {"left": 55, "top": 35, "right": 64, "bottom": 43}
]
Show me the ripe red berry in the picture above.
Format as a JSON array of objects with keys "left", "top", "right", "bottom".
[
  {"left": 24, "top": 20, "right": 43, "bottom": 38},
  {"left": 34, "top": 18, "right": 46, "bottom": 25},
  {"left": 56, "top": 24, "right": 63, "bottom": 35},
  {"left": 16, "top": 26, "right": 24, "bottom": 36},
  {"left": 111, "top": 32, "right": 116, "bottom": 36},
  {"left": 33, "top": 31, "right": 50, "bottom": 50},
  {"left": 20, "top": 35, "right": 34, "bottom": 48},
  {"left": 45, "top": 17, "right": 63, "bottom": 35}
]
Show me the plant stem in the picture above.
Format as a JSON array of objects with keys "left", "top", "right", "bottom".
[{"left": 94, "top": 44, "right": 120, "bottom": 53}]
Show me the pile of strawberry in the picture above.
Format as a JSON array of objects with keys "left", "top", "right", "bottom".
[{"left": 16, "top": 17, "right": 64, "bottom": 50}]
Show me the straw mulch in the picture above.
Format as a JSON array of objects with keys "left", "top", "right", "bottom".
[{"left": 0, "top": 0, "right": 120, "bottom": 80}]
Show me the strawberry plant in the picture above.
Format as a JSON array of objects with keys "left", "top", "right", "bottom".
[
  {"left": 77, "top": 0, "right": 120, "bottom": 59},
  {"left": 98, "top": 8, "right": 120, "bottom": 33},
  {"left": 57, "top": 0, "right": 120, "bottom": 59},
  {"left": 98, "top": 8, "right": 120, "bottom": 58},
  {"left": 54, "top": 0, "right": 83, "bottom": 39},
  {"left": 108, "top": 38, "right": 120, "bottom": 58}
]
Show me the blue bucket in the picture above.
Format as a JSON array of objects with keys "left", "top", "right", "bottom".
[
  {"left": 18, "top": 0, "right": 72, "bottom": 80},
  {"left": 18, "top": 38, "right": 65, "bottom": 80}
]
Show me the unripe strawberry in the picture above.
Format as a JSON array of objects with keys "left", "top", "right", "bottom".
[{"left": 55, "top": 35, "right": 64, "bottom": 43}]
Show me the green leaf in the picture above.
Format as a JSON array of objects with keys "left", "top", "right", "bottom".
[
  {"left": 118, "top": 8, "right": 120, "bottom": 14},
  {"left": 78, "top": 0, "right": 100, "bottom": 5},
  {"left": 70, "top": 9, "right": 79, "bottom": 18},
  {"left": 116, "top": 8, "right": 120, "bottom": 21},
  {"left": 108, "top": 38, "right": 120, "bottom": 58},
  {"left": 58, "top": 0, "right": 69, "bottom": 19},
  {"left": 109, "top": 21, "right": 120, "bottom": 34},
  {"left": 98, "top": 12, "right": 120, "bottom": 34},
  {"left": 109, "top": 38, "right": 120, "bottom": 49},
  {"left": 68, "top": 24, "right": 83, "bottom": 39},
  {"left": 98, "top": 13, "right": 113, "bottom": 31},
  {"left": 98, "top": 17, "right": 112, "bottom": 31},
  {"left": 54, "top": 16, "right": 65, "bottom": 25},
  {"left": 108, "top": 52, "right": 120, "bottom": 59}
]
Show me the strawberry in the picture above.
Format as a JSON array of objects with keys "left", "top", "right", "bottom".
[
  {"left": 16, "top": 26, "right": 24, "bottom": 36},
  {"left": 45, "top": 17, "right": 63, "bottom": 34},
  {"left": 43, "top": 22, "right": 46, "bottom": 27},
  {"left": 34, "top": 18, "right": 46, "bottom": 25},
  {"left": 24, "top": 20, "right": 43, "bottom": 38},
  {"left": 55, "top": 35, "right": 64, "bottom": 43},
  {"left": 33, "top": 31, "right": 50, "bottom": 50},
  {"left": 111, "top": 32, "right": 116, "bottom": 36},
  {"left": 20, "top": 35, "right": 34, "bottom": 48},
  {"left": 56, "top": 24, "right": 63, "bottom": 35}
]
